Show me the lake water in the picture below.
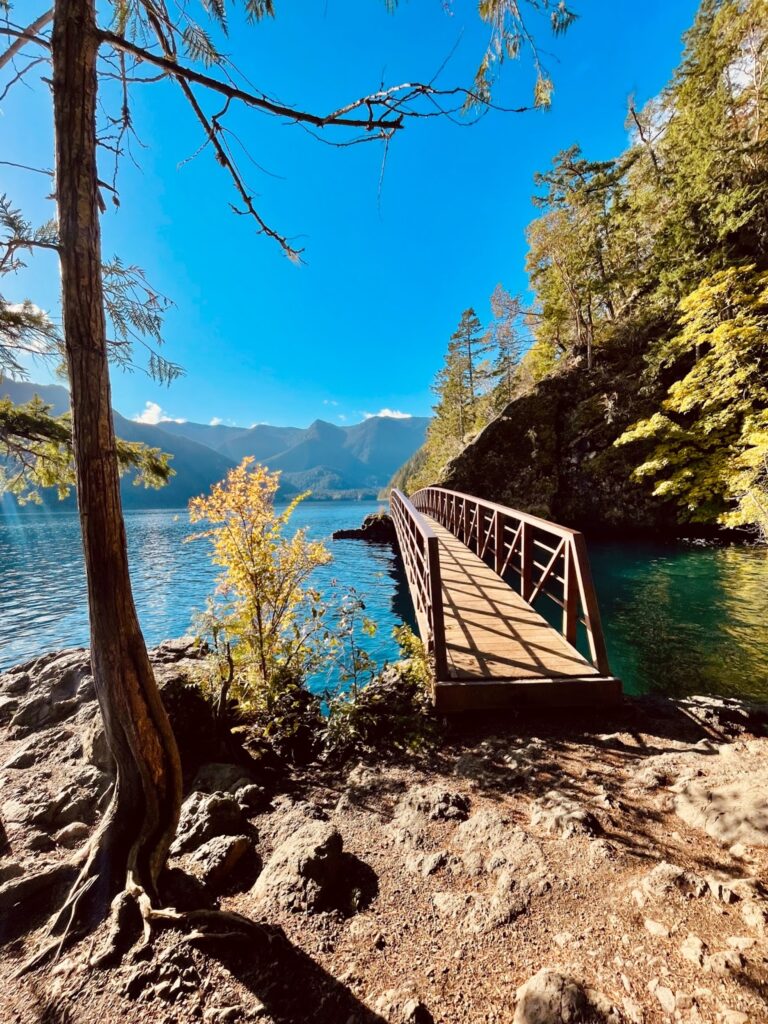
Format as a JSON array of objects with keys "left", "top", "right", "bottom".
[{"left": 1, "top": 503, "right": 767, "bottom": 700}]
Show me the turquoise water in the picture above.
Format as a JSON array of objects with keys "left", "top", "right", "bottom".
[{"left": 1, "top": 504, "right": 767, "bottom": 699}]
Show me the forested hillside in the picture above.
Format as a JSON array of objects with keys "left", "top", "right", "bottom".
[{"left": 396, "top": 0, "right": 768, "bottom": 539}]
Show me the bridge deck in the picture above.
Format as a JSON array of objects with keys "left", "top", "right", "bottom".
[{"left": 423, "top": 515, "right": 620, "bottom": 711}]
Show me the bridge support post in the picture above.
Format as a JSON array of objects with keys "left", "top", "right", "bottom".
[
  {"left": 494, "top": 511, "right": 505, "bottom": 576},
  {"left": 521, "top": 522, "right": 533, "bottom": 601},
  {"left": 563, "top": 542, "right": 578, "bottom": 644}
]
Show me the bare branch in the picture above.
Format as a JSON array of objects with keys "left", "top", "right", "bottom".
[
  {"left": 0, "top": 11, "right": 53, "bottom": 69},
  {"left": 0, "top": 55, "right": 46, "bottom": 101}
]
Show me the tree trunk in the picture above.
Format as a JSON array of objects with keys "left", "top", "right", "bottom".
[{"left": 52, "top": 0, "right": 182, "bottom": 911}]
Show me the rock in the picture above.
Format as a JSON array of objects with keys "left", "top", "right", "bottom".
[
  {"left": 703, "top": 950, "right": 744, "bottom": 976},
  {"left": 204, "top": 1008, "right": 242, "bottom": 1024},
  {"left": 374, "top": 987, "right": 433, "bottom": 1024},
  {"left": 235, "top": 784, "right": 268, "bottom": 814},
  {"left": 644, "top": 918, "right": 670, "bottom": 938},
  {"left": 641, "top": 860, "right": 706, "bottom": 898},
  {"left": 405, "top": 850, "right": 447, "bottom": 877},
  {"left": 2, "top": 745, "right": 41, "bottom": 770},
  {"left": 0, "top": 861, "right": 24, "bottom": 884},
  {"left": 530, "top": 790, "right": 601, "bottom": 838},
  {"left": 453, "top": 810, "right": 546, "bottom": 880},
  {"left": 189, "top": 834, "right": 255, "bottom": 893},
  {"left": 332, "top": 512, "right": 397, "bottom": 544},
  {"left": 53, "top": 821, "right": 90, "bottom": 848},
  {"left": 82, "top": 717, "right": 113, "bottom": 774},
  {"left": 740, "top": 899, "right": 768, "bottom": 934},
  {"left": 26, "top": 830, "right": 54, "bottom": 851},
  {"left": 402, "top": 998, "right": 434, "bottom": 1024},
  {"left": 396, "top": 785, "right": 469, "bottom": 822},
  {"left": 191, "top": 762, "right": 253, "bottom": 795},
  {"left": 513, "top": 969, "right": 622, "bottom": 1024},
  {"left": 171, "top": 792, "right": 250, "bottom": 855},
  {"left": 251, "top": 820, "right": 344, "bottom": 913},
  {"left": 720, "top": 1011, "right": 749, "bottom": 1024},
  {"left": 675, "top": 776, "right": 768, "bottom": 846},
  {"left": 159, "top": 866, "right": 212, "bottom": 912},
  {"left": 152, "top": 636, "right": 205, "bottom": 664},
  {"left": 675, "top": 694, "right": 768, "bottom": 736},
  {"left": 431, "top": 892, "right": 473, "bottom": 919},
  {"left": 679, "top": 933, "right": 707, "bottom": 966},
  {"left": 157, "top": 675, "right": 231, "bottom": 780},
  {"left": 268, "top": 798, "right": 329, "bottom": 847},
  {"left": 0, "top": 695, "right": 20, "bottom": 724},
  {"left": 0, "top": 669, "right": 31, "bottom": 696},
  {"left": 8, "top": 693, "right": 80, "bottom": 737},
  {"left": 654, "top": 986, "right": 676, "bottom": 1014},
  {"left": 467, "top": 870, "right": 531, "bottom": 933}
]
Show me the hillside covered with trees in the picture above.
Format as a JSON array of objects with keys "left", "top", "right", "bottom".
[{"left": 395, "top": 0, "right": 768, "bottom": 540}]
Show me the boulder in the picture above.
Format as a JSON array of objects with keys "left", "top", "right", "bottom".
[
  {"left": 191, "top": 763, "right": 253, "bottom": 795},
  {"left": 251, "top": 819, "right": 344, "bottom": 913},
  {"left": 171, "top": 792, "right": 251, "bottom": 855},
  {"left": 157, "top": 676, "right": 230, "bottom": 781},
  {"left": 675, "top": 776, "right": 768, "bottom": 846},
  {"left": 396, "top": 785, "right": 469, "bottom": 822},
  {"left": 332, "top": 512, "right": 397, "bottom": 544},
  {"left": 641, "top": 860, "right": 706, "bottom": 898},
  {"left": 530, "top": 791, "right": 600, "bottom": 838},
  {"left": 513, "top": 969, "right": 623, "bottom": 1024},
  {"left": 189, "top": 834, "right": 256, "bottom": 893}
]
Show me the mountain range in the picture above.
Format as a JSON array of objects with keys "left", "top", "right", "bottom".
[{"left": 1, "top": 380, "right": 429, "bottom": 509}]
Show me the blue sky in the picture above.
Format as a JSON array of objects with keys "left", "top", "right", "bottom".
[{"left": 5, "top": 0, "right": 700, "bottom": 428}]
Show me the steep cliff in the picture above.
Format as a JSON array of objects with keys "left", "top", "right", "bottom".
[{"left": 437, "top": 358, "right": 684, "bottom": 535}]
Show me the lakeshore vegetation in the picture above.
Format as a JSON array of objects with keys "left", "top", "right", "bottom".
[{"left": 397, "top": 0, "right": 768, "bottom": 540}]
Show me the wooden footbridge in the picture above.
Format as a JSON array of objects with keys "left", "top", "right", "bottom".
[{"left": 390, "top": 486, "right": 621, "bottom": 712}]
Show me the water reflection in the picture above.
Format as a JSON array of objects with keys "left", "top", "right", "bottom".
[
  {"left": 591, "top": 541, "right": 768, "bottom": 700},
  {"left": 1, "top": 506, "right": 768, "bottom": 700}
]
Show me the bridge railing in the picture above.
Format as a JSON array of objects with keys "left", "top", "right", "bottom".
[
  {"left": 411, "top": 486, "right": 610, "bottom": 675},
  {"left": 390, "top": 488, "right": 448, "bottom": 679}
]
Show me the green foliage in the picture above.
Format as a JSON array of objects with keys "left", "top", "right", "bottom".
[
  {"left": 323, "top": 625, "right": 438, "bottom": 762},
  {"left": 469, "top": 1, "right": 576, "bottom": 109},
  {"left": 0, "top": 395, "right": 173, "bottom": 502},
  {"left": 617, "top": 266, "right": 768, "bottom": 535},
  {"left": 397, "top": 0, "right": 768, "bottom": 538},
  {"left": 399, "top": 288, "right": 528, "bottom": 493}
]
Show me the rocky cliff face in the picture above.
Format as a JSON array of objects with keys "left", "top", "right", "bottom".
[{"left": 439, "top": 359, "right": 683, "bottom": 535}]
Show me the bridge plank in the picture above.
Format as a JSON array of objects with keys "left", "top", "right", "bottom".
[{"left": 424, "top": 515, "right": 600, "bottom": 683}]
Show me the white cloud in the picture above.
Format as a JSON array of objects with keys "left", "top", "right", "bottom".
[
  {"left": 337, "top": 413, "right": 347, "bottom": 422},
  {"left": 363, "top": 408, "right": 412, "bottom": 420},
  {"left": 133, "top": 401, "right": 185, "bottom": 425},
  {"left": 323, "top": 399, "right": 339, "bottom": 407},
  {"left": 209, "top": 417, "right": 224, "bottom": 426}
]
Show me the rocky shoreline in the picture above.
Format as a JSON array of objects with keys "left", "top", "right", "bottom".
[{"left": 1, "top": 642, "right": 768, "bottom": 1023}]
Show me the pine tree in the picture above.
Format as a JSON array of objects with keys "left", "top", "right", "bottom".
[
  {"left": 450, "top": 307, "right": 490, "bottom": 411},
  {"left": 489, "top": 284, "right": 525, "bottom": 406}
]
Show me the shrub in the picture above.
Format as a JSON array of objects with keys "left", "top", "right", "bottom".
[{"left": 322, "top": 625, "right": 439, "bottom": 761}]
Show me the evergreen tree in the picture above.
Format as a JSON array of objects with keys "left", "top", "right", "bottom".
[
  {"left": 489, "top": 284, "right": 525, "bottom": 406},
  {"left": 450, "top": 307, "right": 490, "bottom": 411}
]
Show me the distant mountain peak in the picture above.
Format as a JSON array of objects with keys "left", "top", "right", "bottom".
[{"left": 1, "top": 379, "right": 430, "bottom": 506}]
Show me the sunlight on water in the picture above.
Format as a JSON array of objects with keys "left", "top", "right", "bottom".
[{"left": 2, "top": 506, "right": 768, "bottom": 699}]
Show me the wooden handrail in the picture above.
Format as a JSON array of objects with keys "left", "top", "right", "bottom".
[
  {"left": 390, "top": 489, "right": 447, "bottom": 679},
  {"left": 411, "top": 485, "right": 610, "bottom": 675}
]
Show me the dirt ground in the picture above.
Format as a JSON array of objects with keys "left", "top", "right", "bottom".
[{"left": 1, "top": 662, "right": 767, "bottom": 1024}]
